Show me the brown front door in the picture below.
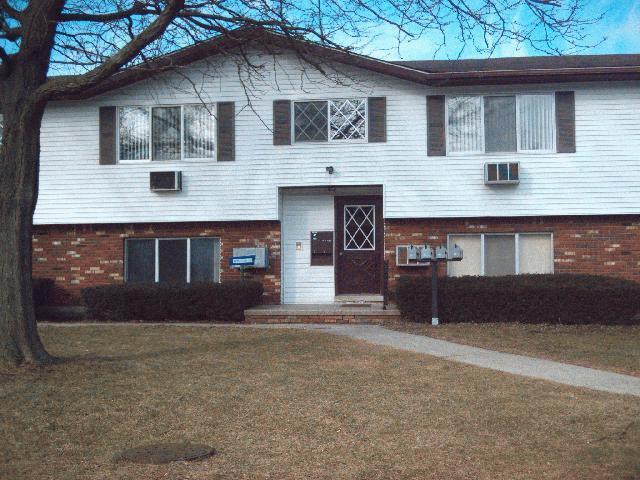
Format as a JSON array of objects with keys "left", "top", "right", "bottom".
[{"left": 335, "top": 195, "right": 383, "bottom": 295}]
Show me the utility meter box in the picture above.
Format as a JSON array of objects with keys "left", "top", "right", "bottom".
[
  {"left": 232, "top": 247, "right": 269, "bottom": 269},
  {"left": 419, "top": 245, "right": 434, "bottom": 261},
  {"left": 448, "top": 244, "right": 463, "bottom": 261},
  {"left": 435, "top": 246, "right": 448, "bottom": 260}
]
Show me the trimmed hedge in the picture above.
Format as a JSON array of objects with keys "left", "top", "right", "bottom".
[
  {"left": 81, "top": 281, "right": 264, "bottom": 322},
  {"left": 33, "top": 278, "right": 55, "bottom": 307},
  {"left": 396, "top": 274, "right": 640, "bottom": 325}
]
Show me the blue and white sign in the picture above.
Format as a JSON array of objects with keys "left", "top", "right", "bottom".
[{"left": 229, "top": 255, "right": 256, "bottom": 267}]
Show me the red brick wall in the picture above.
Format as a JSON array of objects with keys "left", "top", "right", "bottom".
[
  {"left": 385, "top": 215, "right": 640, "bottom": 292},
  {"left": 33, "top": 215, "right": 640, "bottom": 306},
  {"left": 32, "top": 221, "right": 281, "bottom": 305}
]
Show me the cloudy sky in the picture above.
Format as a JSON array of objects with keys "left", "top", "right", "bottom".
[{"left": 363, "top": 0, "right": 640, "bottom": 60}]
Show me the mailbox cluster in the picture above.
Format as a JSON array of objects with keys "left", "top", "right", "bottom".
[{"left": 396, "top": 244, "right": 463, "bottom": 266}]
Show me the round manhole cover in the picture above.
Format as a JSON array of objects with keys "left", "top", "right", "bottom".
[{"left": 115, "top": 443, "right": 216, "bottom": 464}]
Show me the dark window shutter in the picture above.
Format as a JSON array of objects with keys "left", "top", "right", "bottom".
[
  {"left": 555, "top": 91, "right": 576, "bottom": 153},
  {"left": 273, "top": 100, "right": 291, "bottom": 145},
  {"left": 367, "top": 97, "right": 386, "bottom": 142},
  {"left": 217, "top": 102, "right": 235, "bottom": 161},
  {"left": 99, "top": 106, "right": 117, "bottom": 165},
  {"left": 427, "top": 95, "right": 446, "bottom": 156}
]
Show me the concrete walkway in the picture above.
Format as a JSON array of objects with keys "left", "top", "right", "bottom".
[
  {"left": 42, "top": 322, "right": 640, "bottom": 397},
  {"left": 295, "top": 324, "right": 640, "bottom": 397}
]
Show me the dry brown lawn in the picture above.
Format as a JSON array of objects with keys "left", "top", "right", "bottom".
[
  {"left": 386, "top": 322, "right": 640, "bottom": 377},
  {"left": 1, "top": 325, "right": 639, "bottom": 480}
]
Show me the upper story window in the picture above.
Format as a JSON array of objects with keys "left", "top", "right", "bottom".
[
  {"left": 118, "top": 105, "right": 215, "bottom": 162},
  {"left": 447, "top": 94, "right": 555, "bottom": 154},
  {"left": 294, "top": 98, "right": 367, "bottom": 143}
]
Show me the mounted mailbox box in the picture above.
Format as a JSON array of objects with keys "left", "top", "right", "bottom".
[
  {"left": 310, "top": 231, "right": 333, "bottom": 266},
  {"left": 231, "top": 247, "right": 269, "bottom": 269}
]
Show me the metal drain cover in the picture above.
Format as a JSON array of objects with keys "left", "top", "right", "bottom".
[{"left": 115, "top": 443, "right": 216, "bottom": 464}]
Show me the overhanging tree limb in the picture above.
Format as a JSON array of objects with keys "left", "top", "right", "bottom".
[{"left": 40, "top": 0, "right": 185, "bottom": 99}]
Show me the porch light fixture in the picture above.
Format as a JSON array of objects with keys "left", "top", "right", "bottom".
[{"left": 325, "top": 166, "right": 334, "bottom": 174}]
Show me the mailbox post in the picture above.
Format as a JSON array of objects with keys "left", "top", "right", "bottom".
[{"left": 418, "top": 244, "right": 463, "bottom": 326}]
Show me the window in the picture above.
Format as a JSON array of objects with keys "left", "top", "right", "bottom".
[
  {"left": 184, "top": 105, "right": 216, "bottom": 158},
  {"left": 125, "top": 237, "right": 220, "bottom": 284},
  {"left": 118, "top": 105, "right": 215, "bottom": 161},
  {"left": 119, "top": 107, "right": 149, "bottom": 161},
  {"left": 294, "top": 98, "right": 366, "bottom": 142},
  {"left": 447, "top": 94, "right": 555, "bottom": 153},
  {"left": 448, "top": 233, "right": 553, "bottom": 277},
  {"left": 152, "top": 106, "right": 181, "bottom": 161}
]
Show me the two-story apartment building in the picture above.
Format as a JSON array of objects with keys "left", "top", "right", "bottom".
[{"left": 20, "top": 29, "right": 640, "bottom": 306}]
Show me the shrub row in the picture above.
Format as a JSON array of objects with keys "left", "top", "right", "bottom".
[
  {"left": 33, "top": 278, "right": 55, "bottom": 307},
  {"left": 81, "top": 281, "right": 264, "bottom": 322},
  {"left": 396, "top": 274, "right": 640, "bottom": 325}
]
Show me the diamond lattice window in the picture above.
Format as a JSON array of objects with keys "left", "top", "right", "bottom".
[
  {"left": 294, "top": 101, "right": 328, "bottom": 142},
  {"left": 344, "top": 205, "right": 375, "bottom": 250},
  {"left": 330, "top": 99, "right": 366, "bottom": 140}
]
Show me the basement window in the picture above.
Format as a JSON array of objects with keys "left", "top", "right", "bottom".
[
  {"left": 125, "top": 237, "right": 220, "bottom": 284},
  {"left": 447, "top": 233, "right": 553, "bottom": 277}
]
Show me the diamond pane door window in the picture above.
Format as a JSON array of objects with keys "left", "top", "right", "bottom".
[{"left": 344, "top": 205, "right": 375, "bottom": 250}]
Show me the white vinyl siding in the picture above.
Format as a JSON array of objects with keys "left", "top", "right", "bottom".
[
  {"left": 32, "top": 49, "right": 640, "bottom": 224},
  {"left": 448, "top": 233, "right": 553, "bottom": 276}
]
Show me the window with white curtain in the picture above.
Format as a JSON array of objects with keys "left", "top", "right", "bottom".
[
  {"left": 119, "top": 107, "right": 150, "bottom": 161},
  {"left": 184, "top": 105, "right": 216, "bottom": 158},
  {"left": 447, "top": 94, "right": 555, "bottom": 154},
  {"left": 152, "top": 107, "right": 181, "bottom": 161},
  {"left": 118, "top": 105, "right": 215, "bottom": 161},
  {"left": 448, "top": 233, "right": 553, "bottom": 276},
  {"left": 518, "top": 94, "right": 555, "bottom": 151},
  {"left": 447, "top": 96, "right": 483, "bottom": 153}
]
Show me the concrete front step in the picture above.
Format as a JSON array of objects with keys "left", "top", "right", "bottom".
[{"left": 244, "top": 304, "right": 401, "bottom": 324}]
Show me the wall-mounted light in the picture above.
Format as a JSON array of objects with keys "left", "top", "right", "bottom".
[
  {"left": 325, "top": 166, "right": 334, "bottom": 175},
  {"left": 295, "top": 241, "right": 303, "bottom": 251}
]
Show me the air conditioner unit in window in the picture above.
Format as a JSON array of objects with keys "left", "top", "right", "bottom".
[
  {"left": 485, "top": 162, "right": 519, "bottom": 185},
  {"left": 150, "top": 171, "right": 182, "bottom": 192}
]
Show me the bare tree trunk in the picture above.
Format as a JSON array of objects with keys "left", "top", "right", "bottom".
[
  {"left": 0, "top": 91, "right": 53, "bottom": 367},
  {"left": 0, "top": 1, "right": 64, "bottom": 367}
]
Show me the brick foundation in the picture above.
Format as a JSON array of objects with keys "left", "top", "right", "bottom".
[
  {"left": 33, "top": 215, "right": 640, "bottom": 308},
  {"left": 384, "top": 215, "right": 640, "bottom": 293},
  {"left": 32, "top": 221, "right": 281, "bottom": 305}
]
